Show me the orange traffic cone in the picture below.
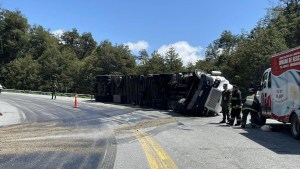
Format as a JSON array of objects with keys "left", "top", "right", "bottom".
[{"left": 74, "top": 94, "right": 78, "bottom": 108}]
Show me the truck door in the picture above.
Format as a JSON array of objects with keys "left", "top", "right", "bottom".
[{"left": 261, "top": 70, "right": 272, "bottom": 116}]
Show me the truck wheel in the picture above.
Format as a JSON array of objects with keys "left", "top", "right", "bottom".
[
  {"left": 175, "top": 98, "right": 186, "bottom": 114},
  {"left": 201, "top": 107, "right": 208, "bottom": 117},
  {"left": 291, "top": 114, "right": 300, "bottom": 139}
]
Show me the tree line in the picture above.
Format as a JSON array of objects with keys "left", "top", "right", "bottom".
[
  {"left": 0, "top": 8, "right": 184, "bottom": 93},
  {"left": 0, "top": 0, "right": 300, "bottom": 95},
  {"left": 194, "top": 0, "right": 300, "bottom": 93}
]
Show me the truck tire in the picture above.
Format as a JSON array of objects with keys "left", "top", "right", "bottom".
[
  {"left": 175, "top": 98, "right": 186, "bottom": 114},
  {"left": 291, "top": 114, "right": 300, "bottom": 139}
]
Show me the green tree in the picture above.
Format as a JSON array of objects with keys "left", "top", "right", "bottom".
[
  {"left": 233, "top": 27, "right": 287, "bottom": 90},
  {"left": 269, "top": 0, "right": 300, "bottom": 48},
  {"left": 205, "top": 30, "right": 239, "bottom": 61},
  {"left": 194, "top": 60, "right": 217, "bottom": 73},
  {"left": 80, "top": 40, "right": 136, "bottom": 92},
  {"left": 60, "top": 28, "right": 81, "bottom": 58},
  {"left": 0, "top": 9, "right": 29, "bottom": 65},
  {"left": 137, "top": 49, "right": 149, "bottom": 65},
  {"left": 141, "top": 50, "right": 166, "bottom": 74},
  {"left": 59, "top": 49, "right": 82, "bottom": 93},
  {"left": 60, "top": 29, "right": 97, "bottom": 59},
  {"left": 185, "top": 62, "right": 196, "bottom": 72},
  {"left": 37, "top": 47, "right": 61, "bottom": 90},
  {"left": 3, "top": 55, "right": 41, "bottom": 90},
  {"left": 26, "top": 25, "right": 60, "bottom": 59},
  {"left": 135, "top": 49, "right": 150, "bottom": 74},
  {"left": 78, "top": 32, "right": 97, "bottom": 59},
  {"left": 164, "top": 47, "right": 183, "bottom": 73},
  {"left": 94, "top": 40, "right": 136, "bottom": 75},
  {"left": 80, "top": 52, "right": 104, "bottom": 93},
  {"left": 37, "top": 47, "right": 81, "bottom": 92}
]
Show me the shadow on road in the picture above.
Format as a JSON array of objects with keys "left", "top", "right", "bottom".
[
  {"left": 211, "top": 121, "right": 300, "bottom": 155},
  {"left": 239, "top": 123, "right": 300, "bottom": 155}
]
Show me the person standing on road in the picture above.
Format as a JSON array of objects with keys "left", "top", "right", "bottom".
[
  {"left": 228, "top": 85, "right": 242, "bottom": 126},
  {"left": 220, "top": 84, "right": 231, "bottom": 123},
  {"left": 51, "top": 83, "right": 58, "bottom": 99},
  {"left": 241, "top": 88, "right": 260, "bottom": 128},
  {"left": 0, "top": 83, "right": 3, "bottom": 94}
]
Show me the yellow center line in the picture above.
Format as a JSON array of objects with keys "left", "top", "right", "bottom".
[
  {"left": 134, "top": 130, "right": 164, "bottom": 169},
  {"left": 134, "top": 130, "right": 178, "bottom": 169},
  {"left": 105, "top": 112, "right": 177, "bottom": 168}
]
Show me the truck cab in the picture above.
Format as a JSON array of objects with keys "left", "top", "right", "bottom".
[
  {"left": 176, "top": 70, "right": 231, "bottom": 116},
  {"left": 257, "top": 68, "right": 272, "bottom": 122}
]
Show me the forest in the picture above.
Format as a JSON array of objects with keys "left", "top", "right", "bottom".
[{"left": 0, "top": 0, "right": 300, "bottom": 94}]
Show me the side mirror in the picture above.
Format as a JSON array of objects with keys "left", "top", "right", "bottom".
[
  {"left": 263, "top": 81, "right": 267, "bottom": 88},
  {"left": 257, "top": 84, "right": 262, "bottom": 91}
]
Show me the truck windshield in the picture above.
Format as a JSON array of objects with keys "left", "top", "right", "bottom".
[
  {"left": 268, "top": 71, "right": 271, "bottom": 88},
  {"left": 262, "top": 72, "right": 268, "bottom": 88}
]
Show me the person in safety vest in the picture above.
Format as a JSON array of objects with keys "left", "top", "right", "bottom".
[
  {"left": 241, "top": 88, "right": 260, "bottom": 128},
  {"left": 228, "top": 85, "right": 242, "bottom": 126},
  {"left": 220, "top": 84, "right": 231, "bottom": 123}
]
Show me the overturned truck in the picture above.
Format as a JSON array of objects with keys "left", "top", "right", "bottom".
[{"left": 94, "top": 70, "right": 231, "bottom": 116}]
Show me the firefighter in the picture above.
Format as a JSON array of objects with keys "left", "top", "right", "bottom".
[
  {"left": 241, "top": 88, "right": 260, "bottom": 128},
  {"left": 228, "top": 85, "right": 242, "bottom": 126},
  {"left": 51, "top": 83, "right": 58, "bottom": 99},
  {"left": 220, "top": 84, "right": 231, "bottom": 123}
]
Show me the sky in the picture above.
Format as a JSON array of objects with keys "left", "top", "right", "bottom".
[{"left": 0, "top": 0, "right": 276, "bottom": 65}]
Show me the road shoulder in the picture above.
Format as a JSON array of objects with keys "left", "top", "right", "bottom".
[{"left": 0, "top": 100, "right": 26, "bottom": 126}]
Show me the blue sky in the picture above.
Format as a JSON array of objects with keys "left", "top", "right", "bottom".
[{"left": 0, "top": 0, "right": 276, "bottom": 65}]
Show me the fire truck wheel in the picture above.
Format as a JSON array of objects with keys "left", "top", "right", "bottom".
[{"left": 291, "top": 114, "right": 300, "bottom": 139}]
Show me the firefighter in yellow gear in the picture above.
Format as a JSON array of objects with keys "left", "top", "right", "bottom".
[
  {"left": 228, "top": 85, "right": 242, "bottom": 126},
  {"left": 241, "top": 88, "right": 261, "bottom": 128}
]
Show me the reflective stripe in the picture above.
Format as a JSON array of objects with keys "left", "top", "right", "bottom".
[
  {"left": 246, "top": 98, "right": 257, "bottom": 104},
  {"left": 232, "top": 105, "right": 242, "bottom": 109},
  {"left": 242, "top": 107, "right": 258, "bottom": 112}
]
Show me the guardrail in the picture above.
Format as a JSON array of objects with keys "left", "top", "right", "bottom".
[{"left": 2, "top": 89, "right": 93, "bottom": 99}]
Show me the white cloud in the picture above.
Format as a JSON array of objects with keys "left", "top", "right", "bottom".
[
  {"left": 157, "top": 41, "right": 203, "bottom": 66},
  {"left": 125, "top": 40, "right": 149, "bottom": 52},
  {"left": 51, "top": 29, "right": 65, "bottom": 38}
]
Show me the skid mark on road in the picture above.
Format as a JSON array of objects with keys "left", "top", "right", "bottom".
[
  {"left": 115, "top": 117, "right": 179, "bottom": 132},
  {"left": 0, "top": 122, "right": 108, "bottom": 155}
]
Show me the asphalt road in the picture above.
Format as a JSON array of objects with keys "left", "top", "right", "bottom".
[{"left": 0, "top": 92, "right": 300, "bottom": 169}]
